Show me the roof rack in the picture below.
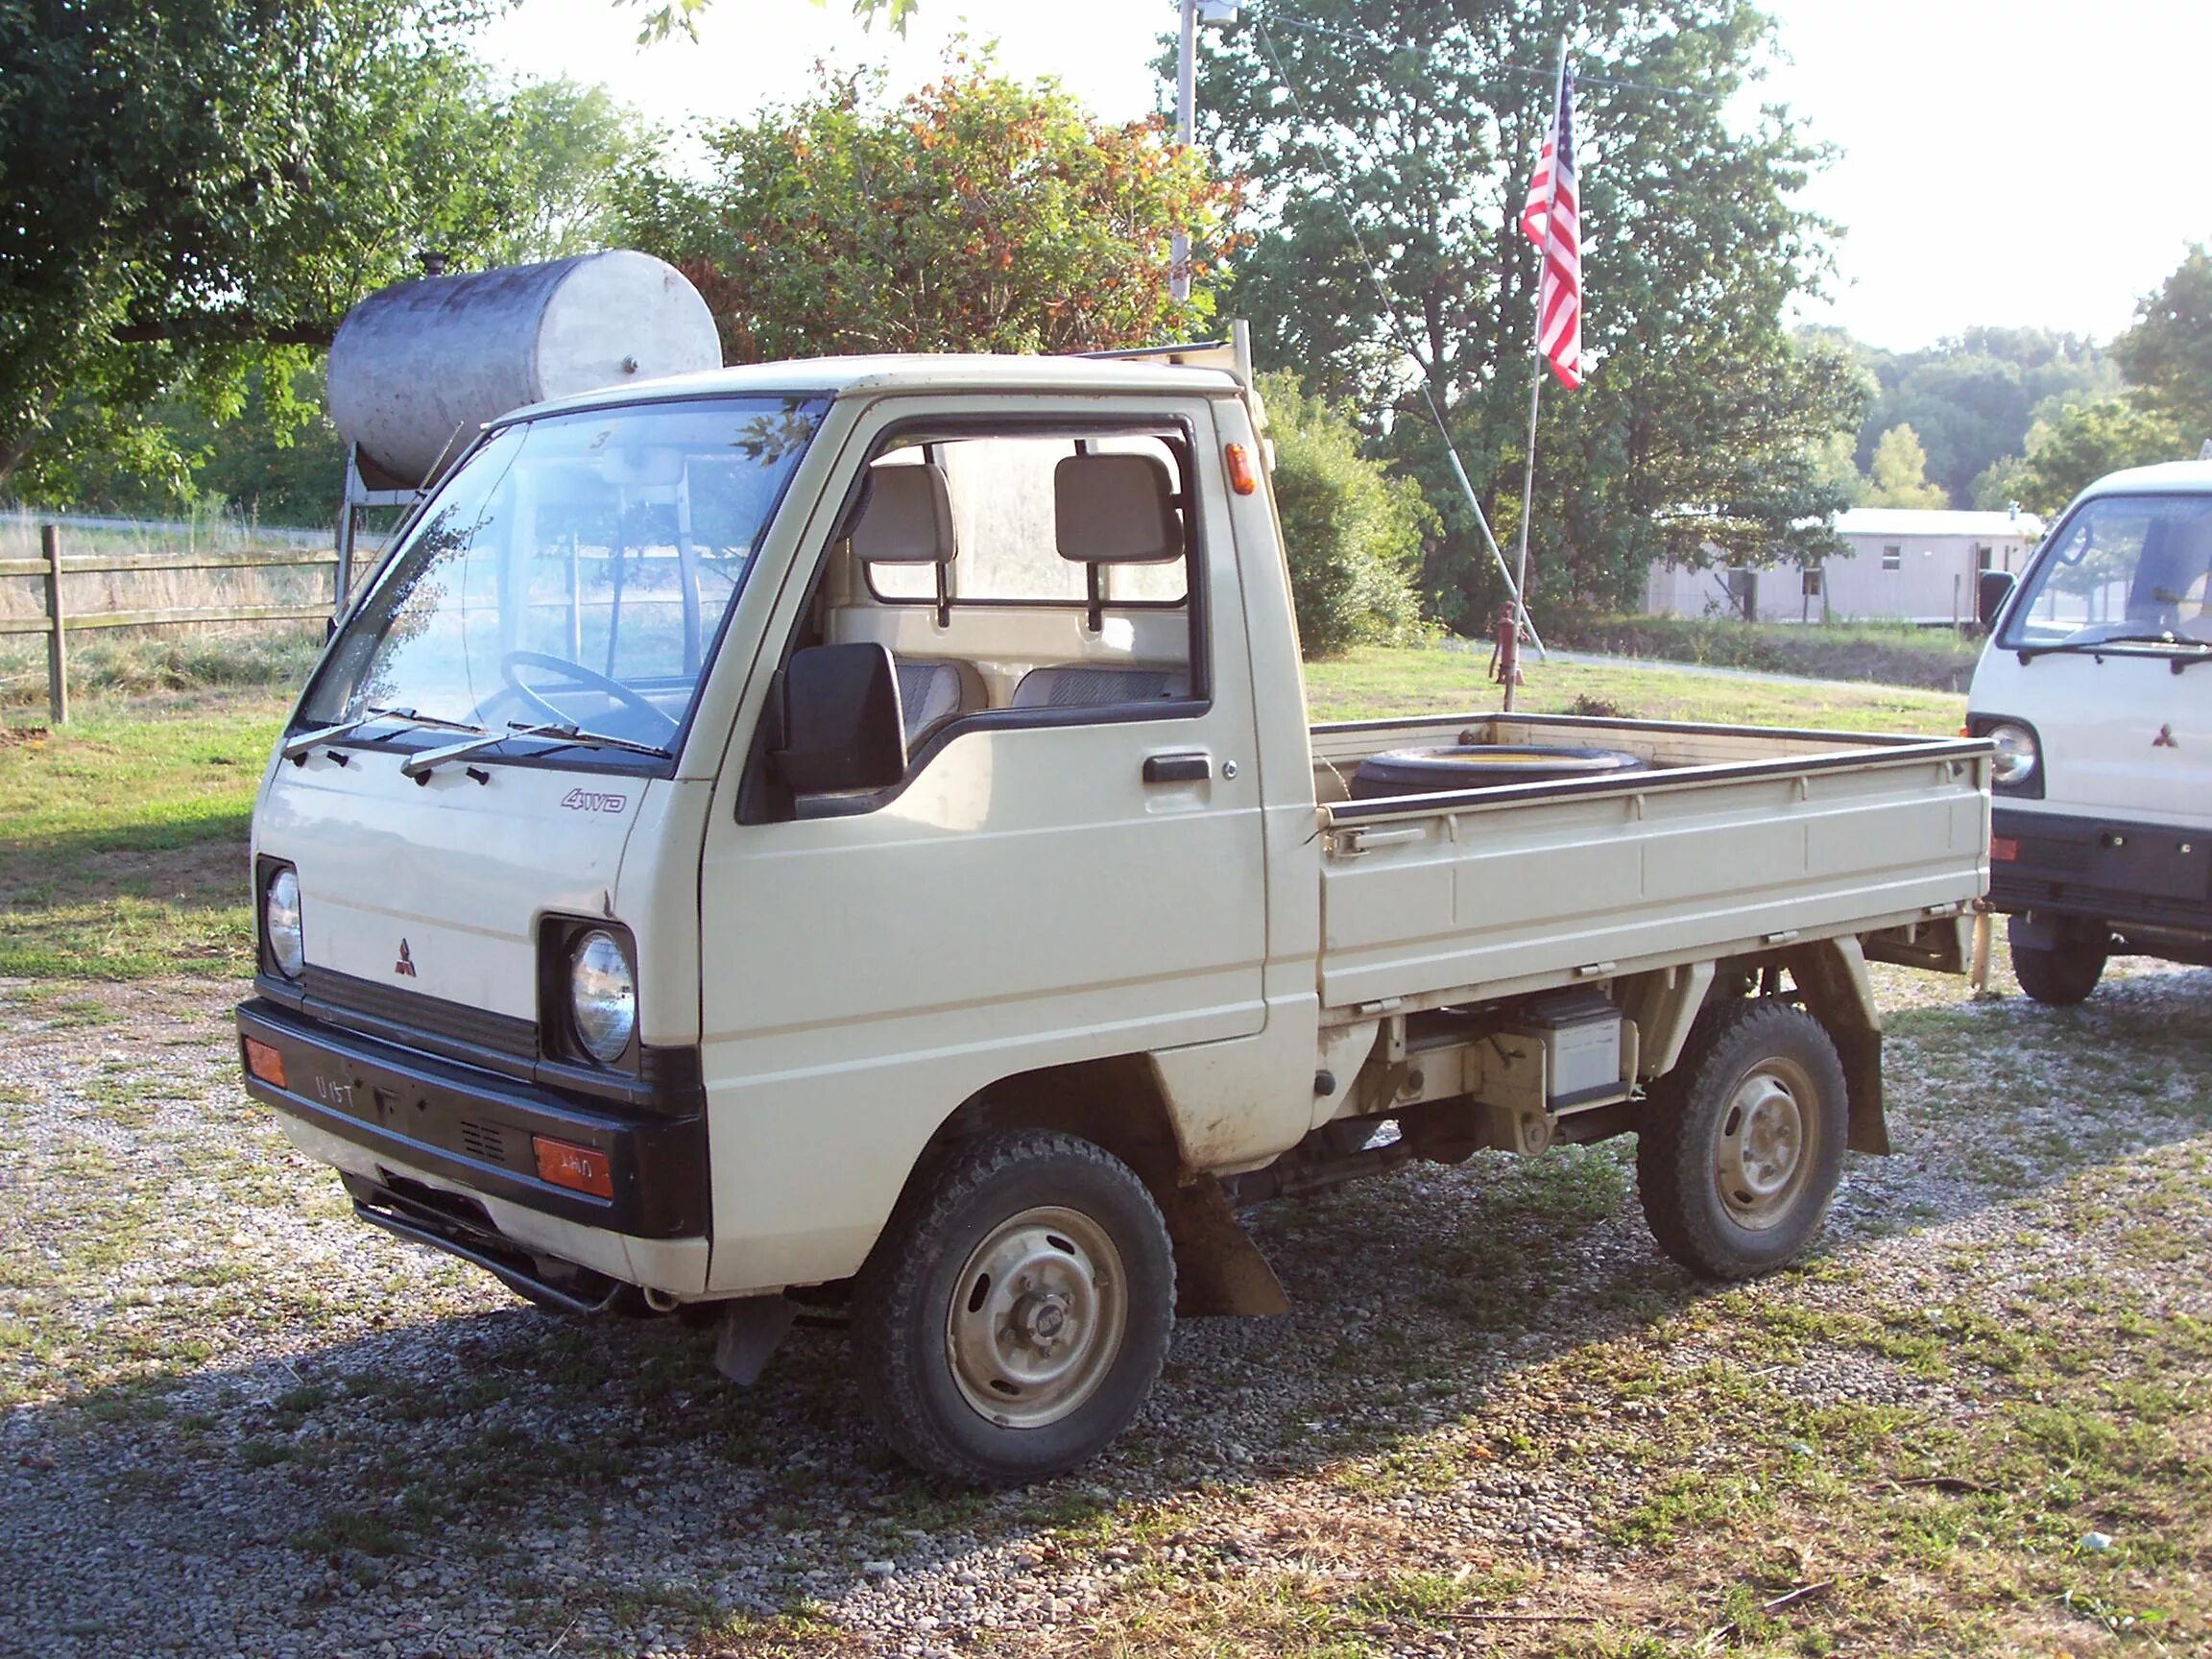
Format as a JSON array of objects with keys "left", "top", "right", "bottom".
[{"left": 1071, "top": 320, "right": 1264, "bottom": 427}]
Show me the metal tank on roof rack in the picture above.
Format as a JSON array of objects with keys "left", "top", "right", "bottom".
[{"left": 324, "top": 251, "right": 722, "bottom": 600}]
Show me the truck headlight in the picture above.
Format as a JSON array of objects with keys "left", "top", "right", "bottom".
[
  {"left": 264, "top": 866, "right": 305, "bottom": 979},
  {"left": 1985, "top": 721, "right": 2039, "bottom": 787},
  {"left": 568, "top": 929, "right": 636, "bottom": 1065}
]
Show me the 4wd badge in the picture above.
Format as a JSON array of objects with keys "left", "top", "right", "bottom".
[
  {"left": 561, "top": 788, "right": 629, "bottom": 813},
  {"left": 395, "top": 939, "right": 417, "bottom": 977}
]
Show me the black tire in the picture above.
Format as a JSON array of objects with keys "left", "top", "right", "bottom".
[
  {"left": 1348, "top": 744, "right": 1647, "bottom": 801},
  {"left": 1637, "top": 998, "right": 1848, "bottom": 1281},
  {"left": 852, "top": 1131, "right": 1174, "bottom": 1486},
  {"left": 2008, "top": 917, "right": 2108, "bottom": 1005}
]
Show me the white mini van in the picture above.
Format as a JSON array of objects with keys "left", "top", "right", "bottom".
[{"left": 1966, "top": 460, "right": 2212, "bottom": 1002}]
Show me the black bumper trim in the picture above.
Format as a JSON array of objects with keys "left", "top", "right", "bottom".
[
  {"left": 250, "top": 971, "right": 705, "bottom": 1114},
  {"left": 1988, "top": 805, "right": 2212, "bottom": 936},
  {"left": 236, "top": 998, "right": 709, "bottom": 1238}
]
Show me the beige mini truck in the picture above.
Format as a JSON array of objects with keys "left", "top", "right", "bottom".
[{"left": 236, "top": 347, "right": 1991, "bottom": 1484}]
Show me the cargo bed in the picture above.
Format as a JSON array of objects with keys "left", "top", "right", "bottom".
[{"left": 1310, "top": 712, "right": 1989, "bottom": 1015}]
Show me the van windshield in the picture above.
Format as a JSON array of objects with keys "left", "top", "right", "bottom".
[
  {"left": 2001, "top": 493, "right": 2212, "bottom": 650},
  {"left": 300, "top": 397, "right": 824, "bottom": 758}
]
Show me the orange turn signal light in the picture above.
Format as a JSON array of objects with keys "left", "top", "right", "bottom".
[
  {"left": 1990, "top": 836, "right": 2019, "bottom": 862},
  {"left": 1224, "top": 442, "right": 1259, "bottom": 496},
  {"left": 533, "top": 1135, "right": 613, "bottom": 1198},
  {"left": 243, "top": 1037, "right": 286, "bottom": 1090}
]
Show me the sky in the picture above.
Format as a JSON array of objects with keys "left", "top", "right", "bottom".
[{"left": 474, "top": 0, "right": 2212, "bottom": 353}]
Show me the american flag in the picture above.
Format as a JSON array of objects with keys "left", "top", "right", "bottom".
[{"left": 1519, "top": 62, "right": 1582, "bottom": 390}]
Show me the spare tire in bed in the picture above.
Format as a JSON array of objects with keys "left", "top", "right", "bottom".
[{"left": 1349, "top": 743, "right": 1648, "bottom": 800}]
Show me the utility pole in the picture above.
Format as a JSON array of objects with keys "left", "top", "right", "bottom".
[{"left": 1172, "top": 0, "right": 1238, "bottom": 303}]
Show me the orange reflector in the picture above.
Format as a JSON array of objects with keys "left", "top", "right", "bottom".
[
  {"left": 1990, "top": 836, "right": 2019, "bottom": 862},
  {"left": 243, "top": 1037, "right": 286, "bottom": 1090},
  {"left": 1224, "top": 442, "right": 1259, "bottom": 495},
  {"left": 533, "top": 1136, "right": 613, "bottom": 1198}
]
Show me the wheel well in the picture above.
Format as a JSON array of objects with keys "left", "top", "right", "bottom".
[
  {"left": 922, "top": 1055, "right": 1183, "bottom": 1192},
  {"left": 902, "top": 1055, "right": 1286, "bottom": 1319}
]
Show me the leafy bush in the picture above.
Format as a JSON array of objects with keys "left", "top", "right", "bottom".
[{"left": 1261, "top": 373, "right": 1433, "bottom": 659}]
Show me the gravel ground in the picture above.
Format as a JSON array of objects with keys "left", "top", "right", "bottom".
[{"left": 2, "top": 954, "right": 2208, "bottom": 1658}]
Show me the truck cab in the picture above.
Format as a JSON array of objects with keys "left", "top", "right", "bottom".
[
  {"left": 239, "top": 351, "right": 1987, "bottom": 1484},
  {"left": 1967, "top": 460, "right": 2212, "bottom": 1001}
]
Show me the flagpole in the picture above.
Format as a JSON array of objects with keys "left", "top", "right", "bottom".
[{"left": 1504, "top": 36, "right": 1569, "bottom": 713}]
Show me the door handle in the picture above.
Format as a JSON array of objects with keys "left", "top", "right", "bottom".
[{"left": 1143, "top": 751, "right": 1211, "bottom": 783}]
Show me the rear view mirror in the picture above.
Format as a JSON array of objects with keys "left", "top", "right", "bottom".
[
  {"left": 1977, "top": 569, "right": 2016, "bottom": 630},
  {"left": 776, "top": 643, "right": 906, "bottom": 798}
]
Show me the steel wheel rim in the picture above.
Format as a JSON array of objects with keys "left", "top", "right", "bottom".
[
  {"left": 944, "top": 1205, "right": 1128, "bottom": 1430},
  {"left": 1714, "top": 1057, "right": 1815, "bottom": 1230}
]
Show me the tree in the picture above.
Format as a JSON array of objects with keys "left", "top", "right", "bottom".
[
  {"left": 0, "top": 0, "right": 612, "bottom": 501},
  {"left": 1846, "top": 327, "right": 2116, "bottom": 506},
  {"left": 2113, "top": 246, "right": 2212, "bottom": 445},
  {"left": 0, "top": 0, "right": 653, "bottom": 505},
  {"left": 630, "top": 0, "right": 913, "bottom": 45},
  {"left": 1189, "top": 1, "right": 1861, "bottom": 627},
  {"left": 1863, "top": 423, "right": 1947, "bottom": 508},
  {"left": 615, "top": 52, "right": 1240, "bottom": 360},
  {"left": 1260, "top": 373, "right": 1434, "bottom": 656},
  {"left": 2014, "top": 398, "right": 2188, "bottom": 517}
]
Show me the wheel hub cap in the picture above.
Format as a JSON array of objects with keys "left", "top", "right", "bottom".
[
  {"left": 946, "top": 1207, "right": 1128, "bottom": 1429},
  {"left": 1715, "top": 1066, "right": 1812, "bottom": 1229}
]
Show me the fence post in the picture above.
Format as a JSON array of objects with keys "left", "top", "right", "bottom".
[{"left": 41, "top": 522, "right": 67, "bottom": 726}]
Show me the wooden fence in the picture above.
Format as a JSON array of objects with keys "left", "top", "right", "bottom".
[{"left": 0, "top": 524, "right": 337, "bottom": 723}]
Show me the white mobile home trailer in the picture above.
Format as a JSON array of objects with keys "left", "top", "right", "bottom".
[{"left": 1646, "top": 509, "right": 2044, "bottom": 625}]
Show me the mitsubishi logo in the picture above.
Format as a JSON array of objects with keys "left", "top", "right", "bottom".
[
  {"left": 2153, "top": 724, "right": 2178, "bottom": 749},
  {"left": 395, "top": 939, "right": 418, "bottom": 977}
]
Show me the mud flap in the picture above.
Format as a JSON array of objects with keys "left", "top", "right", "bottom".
[
  {"left": 1155, "top": 1176, "right": 1288, "bottom": 1317},
  {"left": 714, "top": 1293, "right": 800, "bottom": 1384},
  {"left": 1783, "top": 938, "right": 1889, "bottom": 1156}
]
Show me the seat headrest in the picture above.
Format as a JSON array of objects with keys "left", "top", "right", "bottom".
[
  {"left": 1054, "top": 452, "right": 1184, "bottom": 565},
  {"left": 852, "top": 463, "right": 957, "bottom": 565}
]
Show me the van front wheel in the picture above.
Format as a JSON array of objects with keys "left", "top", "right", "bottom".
[
  {"left": 2008, "top": 917, "right": 2108, "bottom": 1005},
  {"left": 853, "top": 1131, "right": 1174, "bottom": 1486}
]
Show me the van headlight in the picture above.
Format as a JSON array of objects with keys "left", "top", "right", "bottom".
[
  {"left": 568, "top": 930, "right": 637, "bottom": 1064},
  {"left": 264, "top": 866, "right": 305, "bottom": 979},
  {"left": 1985, "top": 721, "right": 2039, "bottom": 788}
]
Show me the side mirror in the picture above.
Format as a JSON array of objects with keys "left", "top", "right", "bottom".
[
  {"left": 1977, "top": 569, "right": 2016, "bottom": 630},
  {"left": 775, "top": 643, "right": 906, "bottom": 799}
]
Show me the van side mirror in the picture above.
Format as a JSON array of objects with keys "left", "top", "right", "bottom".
[
  {"left": 1977, "top": 569, "right": 2016, "bottom": 630},
  {"left": 775, "top": 643, "right": 906, "bottom": 799}
]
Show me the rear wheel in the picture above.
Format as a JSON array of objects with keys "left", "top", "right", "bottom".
[
  {"left": 853, "top": 1131, "right": 1174, "bottom": 1486},
  {"left": 2008, "top": 917, "right": 2108, "bottom": 1005},
  {"left": 1637, "top": 998, "right": 1848, "bottom": 1280}
]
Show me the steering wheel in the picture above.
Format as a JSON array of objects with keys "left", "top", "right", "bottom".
[{"left": 499, "top": 650, "right": 680, "bottom": 739}]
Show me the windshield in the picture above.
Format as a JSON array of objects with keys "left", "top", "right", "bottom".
[
  {"left": 300, "top": 397, "right": 825, "bottom": 758},
  {"left": 2000, "top": 492, "right": 2212, "bottom": 650}
]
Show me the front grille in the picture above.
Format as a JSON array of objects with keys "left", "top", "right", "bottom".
[
  {"left": 457, "top": 1119, "right": 512, "bottom": 1166},
  {"left": 301, "top": 966, "right": 537, "bottom": 1062}
]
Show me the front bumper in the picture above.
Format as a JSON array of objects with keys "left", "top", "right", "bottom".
[
  {"left": 235, "top": 997, "right": 710, "bottom": 1241},
  {"left": 1988, "top": 805, "right": 2212, "bottom": 947}
]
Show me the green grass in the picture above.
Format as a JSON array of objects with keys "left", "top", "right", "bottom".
[
  {"left": 1304, "top": 645, "right": 1966, "bottom": 734},
  {"left": 1548, "top": 612, "right": 1984, "bottom": 691},
  {"left": 0, "top": 696, "right": 286, "bottom": 977}
]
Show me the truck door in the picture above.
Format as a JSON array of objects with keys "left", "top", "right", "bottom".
[{"left": 693, "top": 396, "right": 1268, "bottom": 1292}]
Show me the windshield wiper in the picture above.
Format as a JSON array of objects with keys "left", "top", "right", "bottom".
[
  {"left": 504, "top": 720, "right": 673, "bottom": 759},
  {"left": 2016, "top": 632, "right": 2212, "bottom": 664},
  {"left": 398, "top": 720, "right": 671, "bottom": 781},
  {"left": 284, "top": 706, "right": 486, "bottom": 762}
]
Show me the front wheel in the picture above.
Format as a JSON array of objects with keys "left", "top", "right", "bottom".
[
  {"left": 2008, "top": 917, "right": 2108, "bottom": 1005},
  {"left": 852, "top": 1131, "right": 1175, "bottom": 1486},
  {"left": 1637, "top": 998, "right": 1848, "bottom": 1280}
]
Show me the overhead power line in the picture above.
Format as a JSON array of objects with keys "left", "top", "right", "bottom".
[{"left": 1244, "top": 5, "right": 1711, "bottom": 99}]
